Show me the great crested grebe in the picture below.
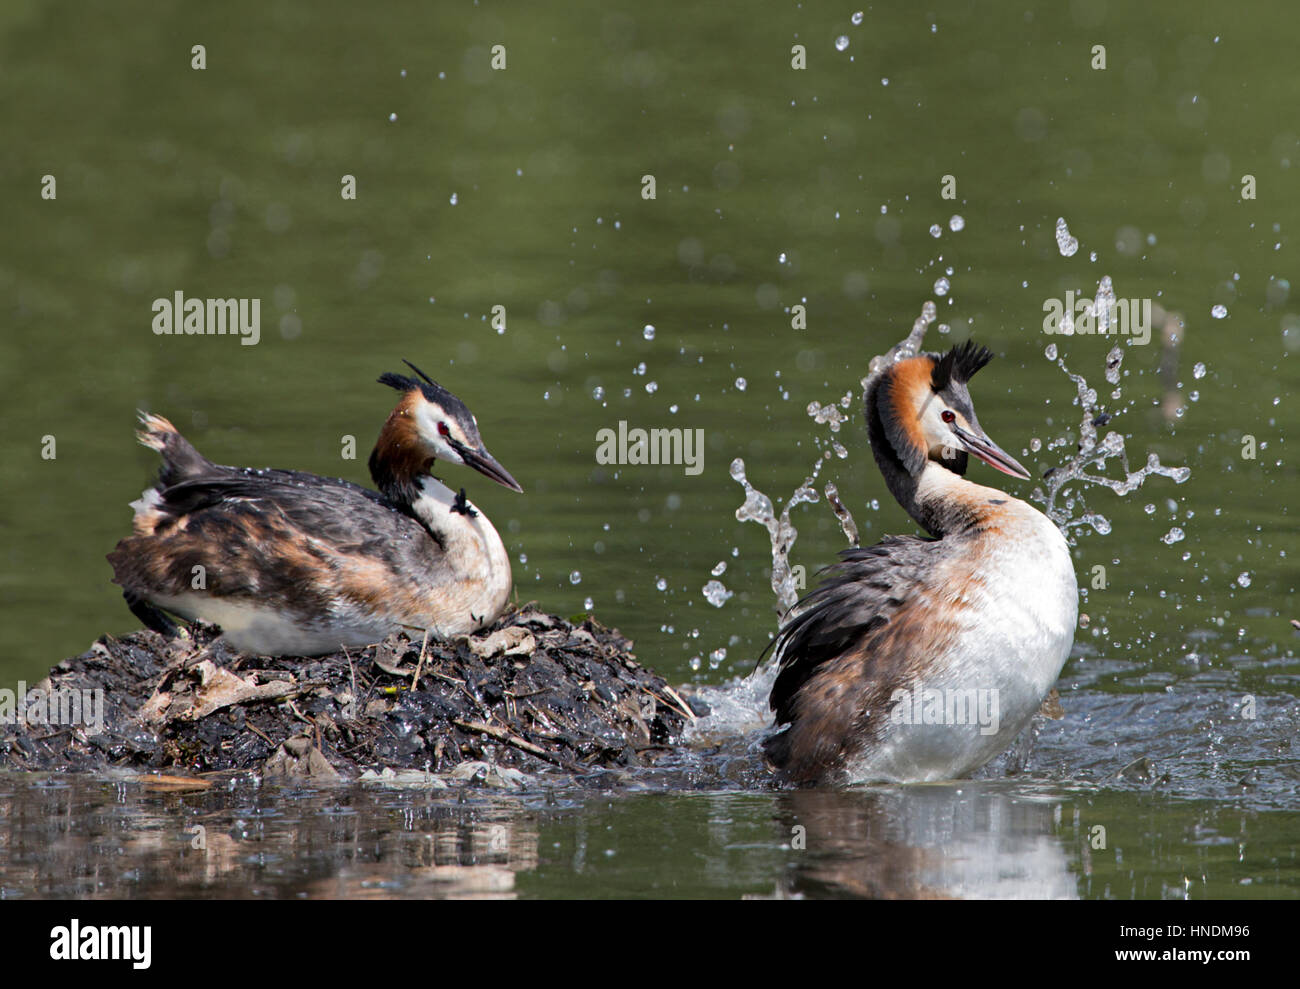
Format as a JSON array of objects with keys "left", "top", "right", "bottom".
[
  {"left": 763, "top": 341, "right": 1078, "bottom": 784},
  {"left": 107, "top": 362, "right": 522, "bottom": 657}
]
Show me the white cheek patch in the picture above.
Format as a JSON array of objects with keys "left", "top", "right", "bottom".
[
  {"left": 413, "top": 406, "right": 465, "bottom": 463},
  {"left": 433, "top": 435, "right": 464, "bottom": 463},
  {"left": 916, "top": 399, "right": 951, "bottom": 452}
]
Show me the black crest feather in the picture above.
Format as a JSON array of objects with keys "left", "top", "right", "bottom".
[
  {"left": 377, "top": 359, "right": 468, "bottom": 413},
  {"left": 931, "top": 340, "right": 995, "bottom": 392}
]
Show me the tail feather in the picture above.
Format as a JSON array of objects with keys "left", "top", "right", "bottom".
[{"left": 136, "top": 411, "right": 212, "bottom": 487}]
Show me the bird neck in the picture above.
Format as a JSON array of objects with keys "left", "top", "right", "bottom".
[
  {"left": 409, "top": 475, "right": 462, "bottom": 532},
  {"left": 908, "top": 462, "right": 1014, "bottom": 536},
  {"left": 368, "top": 406, "right": 430, "bottom": 509},
  {"left": 865, "top": 368, "right": 991, "bottom": 537},
  {"left": 410, "top": 476, "right": 510, "bottom": 583}
]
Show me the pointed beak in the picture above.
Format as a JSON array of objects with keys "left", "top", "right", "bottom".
[
  {"left": 952, "top": 424, "right": 1031, "bottom": 480},
  {"left": 454, "top": 442, "right": 524, "bottom": 493}
]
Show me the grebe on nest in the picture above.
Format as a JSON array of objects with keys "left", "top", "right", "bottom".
[
  {"left": 108, "top": 361, "right": 522, "bottom": 657},
  {"left": 763, "top": 341, "right": 1077, "bottom": 784}
]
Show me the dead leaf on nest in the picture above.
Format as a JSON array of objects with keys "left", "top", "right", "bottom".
[
  {"left": 615, "top": 696, "right": 652, "bottom": 746},
  {"left": 448, "top": 760, "right": 530, "bottom": 789},
  {"left": 264, "top": 735, "right": 342, "bottom": 781},
  {"left": 514, "top": 610, "right": 560, "bottom": 630},
  {"left": 139, "top": 689, "right": 173, "bottom": 725},
  {"left": 357, "top": 768, "right": 449, "bottom": 788},
  {"left": 371, "top": 634, "right": 416, "bottom": 676},
  {"left": 183, "top": 660, "right": 296, "bottom": 721},
  {"left": 467, "top": 626, "right": 536, "bottom": 659}
]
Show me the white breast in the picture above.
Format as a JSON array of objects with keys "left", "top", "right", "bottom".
[
  {"left": 410, "top": 476, "right": 514, "bottom": 630},
  {"left": 847, "top": 500, "right": 1078, "bottom": 783}
]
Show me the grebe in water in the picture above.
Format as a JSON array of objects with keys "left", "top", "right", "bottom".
[
  {"left": 763, "top": 341, "right": 1077, "bottom": 784},
  {"left": 107, "top": 362, "right": 522, "bottom": 657}
]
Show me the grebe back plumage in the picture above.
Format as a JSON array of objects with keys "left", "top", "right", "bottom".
[
  {"left": 763, "top": 341, "right": 1077, "bottom": 784},
  {"left": 107, "top": 362, "right": 522, "bottom": 657}
]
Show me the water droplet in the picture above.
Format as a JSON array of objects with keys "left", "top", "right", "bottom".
[
  {"left": 388, "top": 112, "right": 398, "bottom": 122},
  {"left": 711, "top": 561, "right": 727, "bottom": 576},
  {"left": 643, "top": 324, "right": 655, "bottom": 340},
  {"left": 645, "top": 380, "right": 658, "bottom": 394},
  {"left": 569, "top": 571, "right": 582, "bottom": 585},
  {"left": 1044, "top": 343, "right": 1057, "bottom": 360},
  {"left": 655, "top": 576, "right": 668, "bottom": 591},
  {"left": 592, "top": 385, "right": 605, "bottom": 400},
  {"left": 583, "top": 596, "right": 594, "bottom": 610},
  {"left": 851, "top": 10, "right": 864, "bottom": 25},
  {"left": 1192, "top": 362, "right": 1206, "bottom": 379},
  {"left": 933, "top": 276, "right": 950, "bottom": 296},
  {"left": 1055, "top": 216, "right": 1079, "bottom": 257},
  {"left": 1236, "top": 572, "right": 1252, "bottom": 588},
  {"left": 449, "top": 192, "right": 458, "bottom": 205},
  {"left": 702, "top": 580, "right": 733, "bottom": 607},
  {"left": 929, "top": 224, "right": 942, "bottom": 238},
  {"left": 734, "top": 377, "right": 747, "bottom": 391},
  {"left": 1161, "top": 527, "right": 1186, "bottom": 545},
  {"left": 948, "top": 214, "right": 965, "bottom": 232},
  {"left": 835, "top": 35, "right": 849, "bottom": 51},
  {"left": 1211, "top": 304, "right": 1228, "bottom": 319}
]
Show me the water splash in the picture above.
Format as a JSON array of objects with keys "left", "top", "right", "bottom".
[
  {"left": 1032, "top": 343, "right": 1191, "bottom": 539},
  {"left": 733, "top": 290, "right": 1191, "bottom": 622},
  {"left": 728, "top": 301, "right": 943, "bottom": 621},
  {"left": 730, "top": 458, "right": 818, "bottom": 614}
]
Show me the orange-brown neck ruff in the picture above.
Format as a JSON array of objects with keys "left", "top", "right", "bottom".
[
  {"left": 367, "top": 392, "right": 431, "bottom": 507},
  {"left": 865, "top": 356, "right": 938, "bottom": 533},
  {"left": 884, "top": 357, "right": 934, "bottom": 472}
]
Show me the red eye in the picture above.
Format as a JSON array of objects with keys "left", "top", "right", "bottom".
[
  {"left": 438, "top": 422, "right": 450, "bottom": 437},
  {"left": 941, "top": 410, "right": 956, "bottom": 424}
]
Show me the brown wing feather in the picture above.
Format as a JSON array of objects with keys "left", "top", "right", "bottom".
[
  {"left": 763, "top": 534, "right": 967, "bottom": 782},
  {"left": 108, "top": 457, "right": 444, "bottom": 615}
]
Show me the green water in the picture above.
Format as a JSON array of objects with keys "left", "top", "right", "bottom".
[{"left": 0, "top": 0, "right": 1296, "bottom": 897}]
